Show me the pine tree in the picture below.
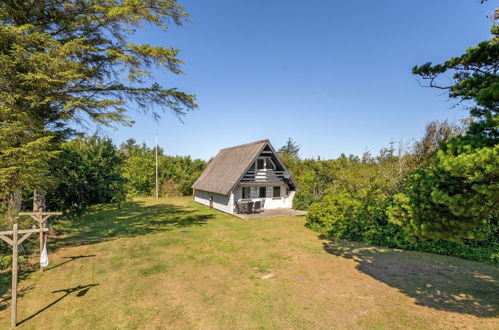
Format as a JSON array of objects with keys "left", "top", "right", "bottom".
[
  {"left": 389, "top": 9, "right": 498, "bottom": 241},
  {"left": 278, "top": 138, "right": 300, "bottom": 159},
  {"left": 0, "top": 1, "right": 196, "bottom": 218}
]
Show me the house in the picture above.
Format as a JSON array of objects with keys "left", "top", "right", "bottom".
[{"left": 192, "top": 139, "right": 297, "bottom": 214}]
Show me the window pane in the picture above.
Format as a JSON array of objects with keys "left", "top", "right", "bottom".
[
  {"left": 267, "top": 158, "right": 276, "bottom": 170},
  {"left": 257, "top": 159, "right": 265, "bottom": 170},
  {"left": 259, "top": 187, "right": 266, "bottom": 198},
  {"left": 273, "top": 186, "right": 280, "bottom": 197},
  {"left": 242, "top": 187, "right": 250, "bottom": 199}
]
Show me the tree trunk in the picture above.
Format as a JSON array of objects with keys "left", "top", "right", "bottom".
[
  {"left": 33, "top": 190, "right": 46, "bottom": 213},
  {"left": 7, "top": 190, "right": 22, "bottom": 223}
]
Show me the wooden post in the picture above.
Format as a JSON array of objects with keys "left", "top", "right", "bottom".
[
  {"left": 18, "top": 211, "right": 61, "bottom": 272},
  {"left": 0, "top": 225, "right": 49, "bottom": 328},
  {"left": 11, "top": 222, "right": 18, "bottom": 329}
]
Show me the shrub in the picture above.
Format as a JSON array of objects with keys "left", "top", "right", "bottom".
[
  {"left": 306, "top": 193, "right": 499, "bottom": 264},
  {"left": 293, "top": 190, "right": 319, "bottom": 210},
  {"left": 306, "top": 192, "right": 361, "bottom": 234}
]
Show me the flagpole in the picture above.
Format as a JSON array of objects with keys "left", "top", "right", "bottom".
[{"left": 155, "top": 134, "right": 158, "bottom": 199}]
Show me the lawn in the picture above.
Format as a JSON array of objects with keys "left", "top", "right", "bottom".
[{"left": 0, "top": 197, "right": 498, "bottom": 329}]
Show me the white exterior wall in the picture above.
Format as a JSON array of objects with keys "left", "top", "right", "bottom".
[
  {"left": 194, "top": 189, "right": 234, "bottom": 214},
  {"left": 233, "top": 184, "right": 294, "bottom": 211}
]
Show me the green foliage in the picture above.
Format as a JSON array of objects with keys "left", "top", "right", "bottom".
[
  {"left": 122, "top": 154, "right": 155, "bottom": 196},
  {"left": 307, "top": 192, "right": 361, "bottom": 234},
  {"left": 278, "top": 138, "right": 300, "bottom": 159},
  {"left": 0, "top": 110, "right": 58, "bottom": 219},
  {"left": 0, "top": 254, "right": 11, "bottom": 270},
  {"left": 292, "top": 190, "right": 319, "bottom": 210},
  {"left": 391, "top": 11, "right": 499, "bottom": 241},
  {"left": 291, "top": 149, "right": 405, "bottom": 211},
  {"left": 293, "top": 119, "right": 497, "bottom": 263},
  {"left": 289, "top": 158, "right": 343, "bottom": 210},
  {"left": 119, "top": 139, "right": 206, "bottom": 197},
  {"left": 0, "top": 0, "right": 197, "bottom": 132},
  {"left": 388, "top": 146, "right": 498, "bottom": 241},
  {"left": 307, "top": 185, "right": 498, "bottom": 264},
  {"left": 0, "top": 0, "right": 196, "bottom": 218},
  {"left": 46, "top": 136, "right": 125, "bottom": 214},
  {"left": 301, "top": 14, "right": 498, "bottom": 258}
]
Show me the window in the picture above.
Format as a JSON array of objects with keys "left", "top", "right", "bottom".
[
  {"left": 286, "top": 187, "right": 290, "bottom": 196},
  {"left": 242, "top": 187, "right": 251, "bottom": 199},
  {"left": 273, "top": 186, "right": 281, "bottom": 198},
  {"left": 266, "top": 157, "right": 276, "bottom": 170},
  {"left": 259, "top": 187, "right": 267, "bottom": 198},
  {"left": 257, "top": 158, "right": 265, "bottom": 170}
]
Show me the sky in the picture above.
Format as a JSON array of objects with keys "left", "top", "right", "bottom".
[{"left": 98, "top": 0, "right": 496, "bottom": 160}]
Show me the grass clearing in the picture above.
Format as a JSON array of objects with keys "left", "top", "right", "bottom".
[{"left": 0, "top": 197, "right": 498, "bottom": 329}]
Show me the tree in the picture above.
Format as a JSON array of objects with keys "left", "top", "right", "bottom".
[
  {"left": 389, "top": 10, "right": 499, "bottom": 241},
  {"left": 411, "top": 120, "right": 465, "bottom": 167},
  {"left": 47, "top": 136, "right": 125, "bottom": 214},
  {"left": 0, "top": 0, "right": 196, "bottom": 130},
  {"left": 278, "top": 138, "right": 300, "bottom": 159},
  {"left": 0, "top": 0, "right": 196, "bottom": 217},
  {"left": 118, "top": 139, "right": 206, "bottom": 197},
  {"left": 0, "top": 111, "right": 58, "bottom": 221}
]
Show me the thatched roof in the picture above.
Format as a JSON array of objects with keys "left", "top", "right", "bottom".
[{"left": 192, "top": 139, "right": 270, "bottom": 195}]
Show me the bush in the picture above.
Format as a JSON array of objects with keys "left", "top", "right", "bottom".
[
  {"left": 306, "top": 192, "right": 499, "bottom": 264},
  {"left": 0, "top": 250, "right": 11, "bottom": 271},
  {"left": 46, "top": 136, "right": 125, "bottom": 214},
  {"left": 306, "top": 192, "right": 360, "bottom": 234},
  {"left": 160, "top": 179, "right": 181, "bottom": 196},
  {"left": 293, "top": 190, "right": 319, "bottom": 210},
  {"left": 119, "top": 139, "right": 206, "bottom": 197}
]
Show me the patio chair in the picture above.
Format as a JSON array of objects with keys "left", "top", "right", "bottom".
[
  {"left": 253, "top": 200, "right": 261, "bottom": 213},
  {"left": 237, "top": 200, "right": 250, "bottom": 214},
  {"left": 246, "top": 201, "right": 254, "bottom": 214}
]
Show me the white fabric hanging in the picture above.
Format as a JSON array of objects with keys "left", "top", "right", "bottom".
[{"left": 40, "top": 240, "right": 49, "bottom": 267}]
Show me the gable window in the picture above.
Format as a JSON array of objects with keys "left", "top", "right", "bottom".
[
  {"left": 266, "top": 157, "right": 276, "bottom": 170},
  {"left": 242, "top": 187, "right": 251, "bottom": 199},
  {"left": 273, "top": 186, "right": 281, "bottom": 198},
  {"left": 257, "top": 158, "right": 265, "bottom": 170},
  {"left": 259, "top": 187, "right": 266, "bottom": 198}
]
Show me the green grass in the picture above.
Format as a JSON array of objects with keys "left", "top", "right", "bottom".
[{"left": 0, "top": 197, "right": 498, "bottom": 329}]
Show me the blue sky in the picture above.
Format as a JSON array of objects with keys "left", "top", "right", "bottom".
[{"left": 101, "top": 0, "right": 496, "bottom": 160}]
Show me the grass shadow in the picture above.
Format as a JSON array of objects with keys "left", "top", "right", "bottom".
[
  {"left": 320, "top": 235, "right": 499, "bottom": 317},
  {"left": 0, "top": 280, "right": 33, "bottom": 312},
  {"left": 0, "top": 268, "right": 33, "bottom": 312},
  {"left": 17, "top": 283, "right": 99, "bottom": 326},
  {"left": 44, "top": 255, "right": 97, "bottom": 271},
  {"left": 52, "top": 200, "right": 213, "bottom": 249}
]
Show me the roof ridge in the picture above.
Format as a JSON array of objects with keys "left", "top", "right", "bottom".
[{"left": 219, "top": 139, "right": 269, "bottom": 151}]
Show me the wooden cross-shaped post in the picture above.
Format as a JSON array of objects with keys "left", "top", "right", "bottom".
[
  {"left": 18, "top": 212, "right": 61, "bottom": 271},
  {"left": 0, "top": 222, "right": 49, "bottom": 328}
]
